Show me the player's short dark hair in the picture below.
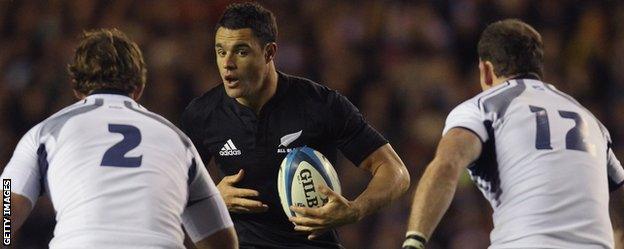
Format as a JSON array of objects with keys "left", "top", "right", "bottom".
[
  {"left": 477, "top": 19, "right": 544, "bottom": 78},
  {"left": 68, "top": 28, "right": 147, "bottom": 95},
  {"left": 216, "top": 2, "right": 278, "bottom": 45}
]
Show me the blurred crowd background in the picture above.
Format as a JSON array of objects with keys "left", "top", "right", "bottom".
[{"left": 1, "top": 0, "right": 623, "bottom": 248}]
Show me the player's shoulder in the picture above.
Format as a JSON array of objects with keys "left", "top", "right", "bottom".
[
  {"left": 46, "top": 99, "right": 93, "bottom": 120},
  {"left": 187, "top": 84, "right": 226, "bottom": 110},
  {"left": 473, "top": 79, "right": 533, "bottom": 118},
  {"left": 449, "top": 93, "right": 483, "bottom": 116},
  {"left": 475, "top": 80, "right": 519, "bottom": 105},
  {"left": 544, "top": 82, "right": 610, "bottom": 133},
  {"left": 131, "top": 105, "right": 194, "bottom": 148},
  {"left": 280, "top": 71, "right": 341, "bottom": 104},
  {"left": 132, "top": 105, "right": 175, "bottom": 127},
  {"left": 38, "top": 99, "right": 98, "bottom": 133},
  {"left": 445, "top": 83, "right": 516, "bottom": 121},
  {"left": 182, "top": 84, "right": 226, "bottom": 121}
]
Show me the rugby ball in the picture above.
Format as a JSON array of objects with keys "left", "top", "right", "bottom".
[{"left": 277, "top": 147, "right": 341, "bottom": 218}]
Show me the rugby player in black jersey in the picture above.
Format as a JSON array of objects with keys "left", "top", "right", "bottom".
[{"left": 181, "top": 2, "right": 410, "bottom": 248}]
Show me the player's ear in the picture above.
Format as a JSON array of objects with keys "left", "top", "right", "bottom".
[
  {"left": 132, "top": 83, "right": 145, "bottom": 101},
  {"left": 264, "top": 42, "right": 277, "bottom": 63},
  {"left": 479, "top": 60, "right": 495, "bottom": 89}
]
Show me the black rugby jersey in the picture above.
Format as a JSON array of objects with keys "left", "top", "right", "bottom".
[{"left": 181, "top": 71, "right": 388, "bottom": 248}]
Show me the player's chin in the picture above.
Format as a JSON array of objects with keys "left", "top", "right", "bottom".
[{"left": 224, "top": 87, "right": 244, "bottom": 99}]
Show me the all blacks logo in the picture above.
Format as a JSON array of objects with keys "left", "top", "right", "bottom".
[{"left": 295, "top": 166, "right": 329, "bottom": 207}]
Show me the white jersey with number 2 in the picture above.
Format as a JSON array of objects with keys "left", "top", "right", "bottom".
[{"left": 2, "top": 93, "right": 232, "bottom": 249}]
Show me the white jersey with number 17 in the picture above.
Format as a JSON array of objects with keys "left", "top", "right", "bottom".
[
  {"left": 1, "top": 93, "right": 232, "bottom": 249},
  {"left": 443, "top": 78, "right": 624, "bottom": 249}
]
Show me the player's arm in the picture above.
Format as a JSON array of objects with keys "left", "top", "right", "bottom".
[
  {"left": 607, "top": 143, "right": 624, "bottom": 248},
  {"left": 290, "top": 143, "right": 409, "bottom": 239},
  {"left": 2, "top": 124, "right": 44, "bottom": 235},
  {"left": 351, "top": 143, "right": 410, "bottom": 218},
  {"left": 193, "top": 228, "right": 237, "bottom": 249},
  {"left": 352, "top": 144, "right": 410, "bottom": 220},
  {"left": 290, "top": 91, "right": 409, "bottom": 239},
  {"left": 183, "top": 149, "right": 237, "bottom": 249},
  {"left": 7, "top": 193, "right": 34, "bottom": 232},
  {"left": 183, "top": 194, "right": 237, "bottom": 249},
  {"left": 402, "top": 128, "right": 482, "bottom": 248},
  {"left": 183, "top": 213, "right": 237, "bottom": 249},
  {"left": 184, "top": 214, "right": 237, "bottom": 249},
  {"left": 612, "top": 187, "right": 624, "bottom": 249}
]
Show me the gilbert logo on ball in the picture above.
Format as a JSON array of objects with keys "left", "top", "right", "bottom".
[{"left": 277, "top": 147, "right": 341, "bottom": 218}]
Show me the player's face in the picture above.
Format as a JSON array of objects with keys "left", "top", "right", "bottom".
[{"left": 215, "top": 28, "right": 269, "bottom": 100}]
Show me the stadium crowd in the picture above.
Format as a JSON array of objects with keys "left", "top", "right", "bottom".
[{"left": 1, "top": 0, "right": 623, "bottom": 248}]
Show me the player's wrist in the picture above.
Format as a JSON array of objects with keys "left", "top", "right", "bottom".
[
  {"left": 349, "top": 199, "right": 366, "bottom": 222},
  {"left": 402, "top": 231, "right": 427, "bottom": 249}
]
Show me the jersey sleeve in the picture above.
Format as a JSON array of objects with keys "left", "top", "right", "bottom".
[
  {"left": 182, "top": 145, "right": 233, "bottom": 242},
  {"left": 597, "top": 123, "right": 624, "bottom": 192},
  {"left": 607, "top": 147, "right": 624, "bottom": 192},
  {"left": 442, "top": 99, "right": 489, "bottom": 142},
  {"left": 1, "top": 124, "right": 43, "bottom": 206},
  {"left": 327, "top": 90, "right": 388, "bottom": 166}
]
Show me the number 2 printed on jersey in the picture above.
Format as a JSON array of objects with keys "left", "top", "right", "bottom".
[{"left": 101, "top": 124, "right": 143, "bottom": 167}]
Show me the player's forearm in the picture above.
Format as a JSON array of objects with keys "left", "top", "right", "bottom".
[
  {"left": 352, "top": 160, "right": 410, "bottom": 220},
  {"left": 407, "top": 158, "right": 463, "bottom": 239},
  {"left": 614, "top": 189, "right": 624, "bottom": 249},
  {"left": 9, "top": 193, "right": 33, "bottom": 233},
  {"left": 194, "top": 227, "right": 238, "bottom": 249}
]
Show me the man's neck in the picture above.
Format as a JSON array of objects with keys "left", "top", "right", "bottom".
[
  {"left": 491, "top": 77, "right": 511, "bottom": 88},
  {"left": 236, "top": 64, "right": 278, "bottom": 114},
  {"left": 484, "top": 73, "right": 518, "bottom": 91},
  {"left": 494, "top": 73, "right": 540, "bottom": 86}
]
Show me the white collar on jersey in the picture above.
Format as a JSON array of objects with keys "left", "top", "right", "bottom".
[{"left": 84, "top": 91, "right": 139, "bottom": 108}]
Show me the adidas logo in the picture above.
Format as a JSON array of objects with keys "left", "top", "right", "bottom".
[{"left": 219, "top": 139, "right": 241, "bottom": 156}]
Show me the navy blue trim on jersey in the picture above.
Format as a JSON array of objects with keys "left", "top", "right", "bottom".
[
  {"left": 187, "top": 159, "right": 197, "bottom": 186},
  {"left": 187, "top": 196, "right": 210, "bottom": 207},
  {"left": 609, "top": 178, "right": 624, "bottom": 192},
  {"left": 37, "top": 144, "right": 49, "bottom": 196},
  {"left": 477, "top": 74, "right": 537, "bottom": 107},
  {"left": 41, "top": 98, "right": 104, "bottom": 139},
  {"left": 482, "top": 80, "right": 527, "bottom": 118},
  {"left": 477, "top": 81, "right": 512, "bottom": 107},
  {"left": 124, "top": 101, "right": 192, "bottom": 148},
  {"left": 468, "top": 120, "right": 503, "bottom": 207}
]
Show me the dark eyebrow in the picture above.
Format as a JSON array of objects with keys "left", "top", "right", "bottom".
[
  {"left": 215, "top": 42, "right": 252, "bottom": 50},
  {"left": 233, "top": 44, "right": 251, "bottom": 50}
]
